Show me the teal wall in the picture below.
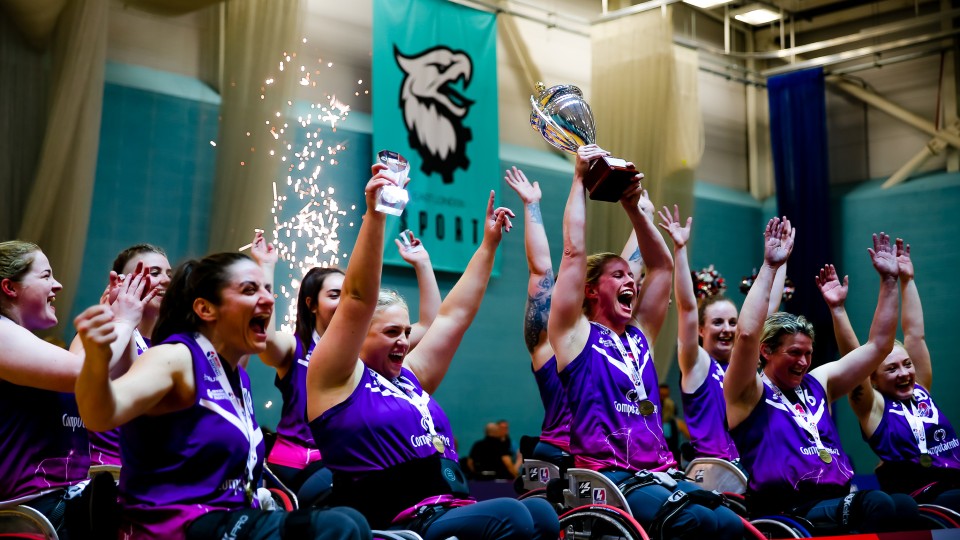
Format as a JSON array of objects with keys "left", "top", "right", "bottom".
[{"left": 76, "top": 64, "right": 960, "bottom": 468}]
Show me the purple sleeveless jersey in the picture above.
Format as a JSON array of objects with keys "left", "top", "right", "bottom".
[
  {"left": 534, "top": 357, "right": 571, "bottom": 452},
  {"left": 731, "top": 374, "right": 853, "bottom": 507},
  {"left": 559, "top": 323, "right": 673, "bottom": 472},
  {"left": 0, "top": 381, "right": 89, "bottom": 504},
  {"left": 89, "top": 336, "right": 152, "bottom": 466},
  {"left": 867, "top": 384, "right": 960, "bottom": 474},
  {"left": 310, "top": 366, "right": 457, "bottom": 474},
  {"left": 268, "top": 337, "right": 322, "bottom": 469},
  {"left": 681, "top": 355, "right": 739, "bottom": 460},
  {"left": 118, "top": 332, "right": 265, "bottom": 540}
]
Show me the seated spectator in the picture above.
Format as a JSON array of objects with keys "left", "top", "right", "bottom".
[{"left": 468, "top": 423, "right": 518, "bottom": 479}]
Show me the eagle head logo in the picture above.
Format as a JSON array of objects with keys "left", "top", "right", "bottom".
[{"left": 395, "top": 45, "right": 474, "bottom": 184}]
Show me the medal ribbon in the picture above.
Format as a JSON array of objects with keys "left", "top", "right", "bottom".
[
  {"left": 373, "top": 370, "right": 441, "bottom": 448},
  {"left": 901, "top": 398, "right": 929, "bottom": 457},
  {"left": 598, "top": 324, "right": 649, "bottom": 401},
  {"left": 760, "top": 372, "right": 830, "bottom": 457},
  {"left": 133, "top": 329, "right": 148, "bottom": 356},
  {"left": 195, "top": 333, "right": 259, "bottom": 503}
]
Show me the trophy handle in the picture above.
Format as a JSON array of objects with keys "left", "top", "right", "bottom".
[{"left": 529, "top": 95, "right": 582, "bottom": 153}]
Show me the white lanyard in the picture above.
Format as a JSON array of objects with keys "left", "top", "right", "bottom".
[
  {"left": 901, "top": 399, "right": 929, "bottom": 456},
  {"left": 760, "top": 372, "right": 828, "bottom": 454},
  {"left": 597, "top": 324, "right": 648, "bottom": 401},
  {"left": 373, "top": 370, "right": 439, "bottom": 440},
  {"left": 195, "top": 333, "right": 259, "bottom": 502},
  {"left": 133, "top": 329, "right": 148, "bottom": 356}
]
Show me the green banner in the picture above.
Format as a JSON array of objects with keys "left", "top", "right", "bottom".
[{"left": 373, "top": 0, "right": 499, "bottom": 273}]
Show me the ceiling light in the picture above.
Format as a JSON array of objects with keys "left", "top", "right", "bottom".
[
  {"left": 731, "top": 3, "right": 782, "bottom": 25},
  {"left": 682, "top": 0, "right": 735, "bottom": 9}
]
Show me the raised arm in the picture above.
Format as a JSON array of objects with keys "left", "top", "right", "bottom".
[
  {"left": 505, "top": 166, "right": 555, "bottom": 369},
  {"left": 250, "top": 231, "right": 298, "bottom": 376},
  {"left": 74, "top": 305, "right": 187, "bottom": 432},
  {"left": 624, "top": 183, "right": 674, "bottom": 344},
  {"left": 405, "top": 192, "right": 513, "bottom": 394},
  {"left": 620, "top": 196, "right": 654, "bottom": 280},
  {"left": 725, "top": 218, "right": 794, "bottom": 428},
  {"left": 812, "top": 233, "right": 899, "bottom": 403},
  {"left": 659, "top": 205, "right": 709, "bottom": 391},
  {"left": 548, "top": 145, "right": 607, "bottom": 370},
  {"left": 307, "top": 167, "right": 391, "bottom": 416},
  {"left": 395, "top": 232, "right": 440, "bottom": 350},
  {"left": 769, "top": 263, "right": 788, "bottom": 315},
  {"left": 815, "top": 264, "right": 859, "bottom": 356},
  {"left": 896, "top": 239, "right": 931, "bottom": 389}
]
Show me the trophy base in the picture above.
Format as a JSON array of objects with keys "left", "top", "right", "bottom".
[{"left": 585, "top": 156, "right": 639, "bottom": 202}]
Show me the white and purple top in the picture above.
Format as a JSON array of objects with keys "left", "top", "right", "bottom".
[
  {"left": 731, "top": 374, "right": 853, "bottom": 511},
  {"left": 559, "top": 322, "right": 673, "bottom": 472},
  {"left": 681, "top": 356, "right": 739, "bottom": 460},
  {"left": 89, "top": 331, "right": 151, "bottom": 466},
  {"left": 268, "top": 335, "right": 322, "bottom": 469},
  {"left": 118, "top": 332, "right": 264, "bottom": 540},
  {"left": 867, "top": 384, "right": 960, "bottom": 485},
  {"left": 0, "top": 381, "right": 89, "bottom": 505},
  {"left": 534, "top": 356, "right": 571, "bottom": 452}
]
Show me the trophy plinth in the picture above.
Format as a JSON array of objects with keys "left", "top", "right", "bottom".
[
  {"left": 530, "top": 82, "right": 640, "bottom": 202},
  {"left": 586, "top": 156, "right": 640, "bottom": 202}
]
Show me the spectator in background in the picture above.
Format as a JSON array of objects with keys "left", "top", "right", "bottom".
[
  {"left": 497, "top": 419, "right": 521, "bottom": 465},
  {"left": 467, "top": 423, "right": 518, "bottom": 480}
]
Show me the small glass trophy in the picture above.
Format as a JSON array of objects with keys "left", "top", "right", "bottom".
[
  {"left": 398, "top": 229, "right": 424, "bottom": 253},
  {"left": 376, "top": 150, "right": 411, "bottom": 216}
]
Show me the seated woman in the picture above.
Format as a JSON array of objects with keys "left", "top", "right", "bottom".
[
  {"left": 306, "top": 165, "right": 559, "bottom": 539},
  {"left": 660, "top": 205, "right": 784, "bottom": 466},
  {"left": 816, "top": 239, "right": 960, "bottom": 511},
  {"left": 547, "top": 146, "right": 743, "bottom": 539},
  {"left": 74, "top": 250, "right": 370, "bottom": 540},
  {"left": 724, "top": 222, "right": 918, "bottom": 532},
  {"left": 84, "top": 243, "right": 173, "bottom": 467},
  {"left": 0, "top": 240, "right": 148, "bottom": 536},
  {"left": 252, "top": 228, "right": 439, "bottom": 504}
]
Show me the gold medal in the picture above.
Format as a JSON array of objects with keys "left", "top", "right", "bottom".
[
  {"left": 244, "top": 482, "right": 255, "bottom": 505},
  {"left": 639, "top": 400, "right": 655, "bottom": 416},
  {"left": 432, "top": 435, "right": 445, "bottom": 453},
  {"left": 920, "top": 453, "right": 933, "bottom": 467},
  {"left": 818, "top": 449, "right": 833, "bottom": 464}
]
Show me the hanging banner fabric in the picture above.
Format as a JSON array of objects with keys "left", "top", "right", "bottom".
[{"left": 372, "top": 0, "right": 499, "bottom": 273}]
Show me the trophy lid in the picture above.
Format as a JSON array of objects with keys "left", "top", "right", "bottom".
[{"left": 530, "top": 84, "right": 596, "bottom": 154}]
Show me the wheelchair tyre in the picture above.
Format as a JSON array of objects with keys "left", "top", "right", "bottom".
[
  {"left": 518, "top": 487, "right": 547, "bottom": 501},
  {"left": 740, "top": 517, "right": 769, "bottom": 540},
  {"left": 268, "top": 488, "right": 295, "bottom": 512},
  {"left": 722, "top": 492, "right": 749, "bottom": 517},
  {"left": 748, "top": 517, "right": 804, "bottom": 538},
  {"left": 558, "top": 504, "right": 650, "bottom": 540},
  {"left": 918, "top": 505, "right": 960, "bottom": 528}
]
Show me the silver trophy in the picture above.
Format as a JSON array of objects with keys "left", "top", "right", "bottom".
[
  {"left": 530, "top": 82, "right": 639, "bottom": 202},
  {"left": 376, "top": 150, "right": 411, "bottom": 216}
]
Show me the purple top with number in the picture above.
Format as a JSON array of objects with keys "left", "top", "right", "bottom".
[
  {"left": 867, "top": 384, "right": 960, "bottom": 473},
  {"left": 0, "top": 380, "right": 89, "bottom": 504},
  {"left": 534, "top": 357, "right": 571, "bottom": 452},
  {"left": 89, "top": 335, "right": 151, "bottom": 466},
  {"left": 559, "top": 323, "right": 673, "bottom": 472},
  {"left": 310, "top": 366, "right": 457, "bottom": 474},
  {"left": 731, "top": 375, "right": 853, "bottom": 508},
  {"left": 118, "top": 332, "right": 264, "bottom": 540},
  {"left": 681, "top": 356, "right": 739, "bottom": 460},
  {"left": 268, "top": 336, "right": 322, "bottom": 469}
]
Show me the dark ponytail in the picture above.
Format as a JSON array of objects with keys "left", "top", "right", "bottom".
[
  {"left": 153, "top": 252, "right": 252, "bottom": 345},
  {"left": 295, "top": 267, "right": 344, "bottom": 349}
]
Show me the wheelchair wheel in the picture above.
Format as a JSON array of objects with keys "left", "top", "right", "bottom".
[
  {"left": 748, "top": 517, "right": 805, "bottom": 538},
  {"left": 559, "top": 504, "right": 650, "bottom": 540},
  {"left": 740, "top": 517, "right": 769, "bottom": 540},
  {"left": 918, "top": 504, "right": 960, "bottom": 528},
  {"left": 722, "top": 492, "right": 749, "bottom": 517},
  {"left": 518, "top": 487, "right": 547, "bottom": 500}
]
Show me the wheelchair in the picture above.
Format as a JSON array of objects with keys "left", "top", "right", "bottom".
[
  {"left": 0, "top": 505, "right": 58, "bottom": 540},
  {"left": 683, "top": 458, "right": 748, "bottom": 496},
  {"left": 917, "top": 504, "right": 960, "bottom": 528}
]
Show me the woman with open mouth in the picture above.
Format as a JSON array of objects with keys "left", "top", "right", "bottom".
[
  {"left": 816, "top": 239, "right": 960, "bottom": 512},
  {"left": 74, "top": 249, "right": 370, "bottom": 540},
  {"left": 547, "top": 145, "right": 743, "bottom": 539},
  {"left": 306, "top": 164, "right": 558, "bottom": 539},
  {"left": 251, "top": 223, "right": 439, "bottom": 508},
  {"left": 0, "top": 240, "right": 150, "bottom": 537},
  {"left": 725, "top": 221, "right": 919, "bottom": 533}
]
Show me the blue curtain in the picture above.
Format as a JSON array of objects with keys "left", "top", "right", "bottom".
[{"left": 768, "top": 68, "right": 836, "bottom": 365}]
